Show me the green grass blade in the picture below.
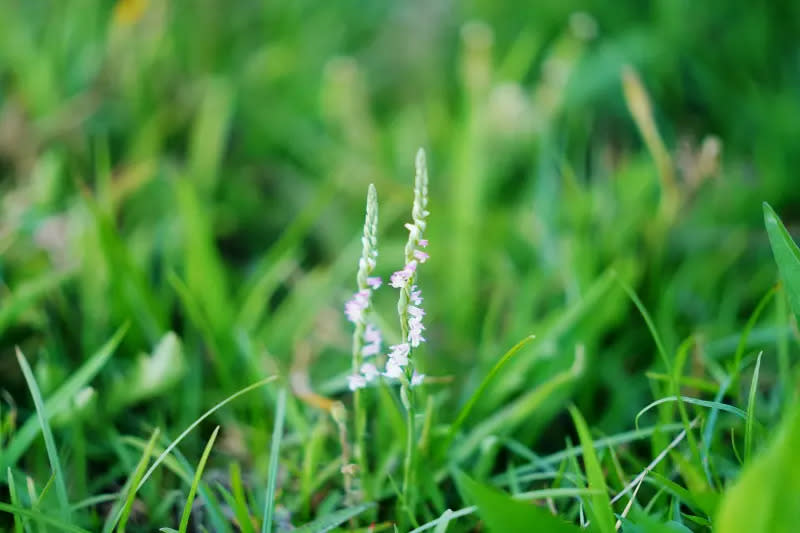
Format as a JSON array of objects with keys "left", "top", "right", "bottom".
[
  {"left": 744, "top": 352, "right": 763, "bottom": 463},
  {"left": 447, "top": 334, "right": 535, "bottom": 441},
  {"left": 635, "top": 396, "right": 747, "bottom": 429},
  {"left": 763, "top": 202, "right": 800, "bottom": 322},
  {"left": 228, "top": 462, "right": 256, "bottom": 533},
  {"left": 108, "top": 427, "right": 160, "bottom": 533},
  {"left": 293, "top": 502, "right": 375, "bottom": 532},
  {"left": 7, "top": 468, "right": 23, "bottom": 533},
  {"left": 432, "top": 509, "right": 454, "bottom": 533},
  {"left": 178, "top": 426, "right": 220, "bottom": 533},
  {"left": 731, "top": 287, "right": 776, "bottom": 375},
  {"left": 0, "top": 324, "right": 128, "bottom": 472},
  {"left": 15, "top": 348, "right": 70, "bottom": 520},
  {"left": 262, "top": 387, "right": 287, "bottom": 533},
  {"left": 454, "top": 350, "right": 583, "bottom": 463},
  {"left": 568, "top": 406, "right": 615, "bottom": 533},
  {"left": 716, "top": 403, "right": 800, "bottom": 531},
  {"left": 137, "top": 377, "right": 277, "bottom": 492},
  {"left": 0, "top": 503, "right": 91, "bottom": 533},
  {"left": 0, "top": 270, "right": 74, "bottom": 336},
  {"left": 455, "top": 470, "right": 582, "bottom": 533},
  {"left": 409, "top": 486, "right": 596, "bottom": 532},
  {"left": 616, "top": 274, "right": 671, "bottom": 372}
]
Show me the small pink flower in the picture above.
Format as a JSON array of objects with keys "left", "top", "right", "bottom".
[
  {"left": 367, "top": 276, "right": 382, "bottom": 289},
  {"left": 344, "top": 289, "right": 371, "bottom": 323},
  {"left": 411, "top": 371, "right": 425, "bottom": 387},
  {"left": 361, "top": 363, "right": 379, "bottom": 381},
  {"left": 418, "top": 239, "right": 428, "bottom": 248},
  {"left": 408, "top": 305, "right": 425, "bottom": 318},
  {"left": 410, "top": 286, "right": 423, "bottom": 305},
  {"left": 348, "top": 374, "right": 367, "bottom": 391},
  {"left": 362, "top": 323, "right": 382, "bottom": 357},
  {"left": 413, "top": 250, "right": 429, "bottom": 263},
  {"left": 384, "top": 360, "right": 405, "bottom": 379},
  {"left": 387, "top": 342, "right": 410, "bottom": 366},
  {"left": 390, "top": 261, "right": 417, "bottom": 288}
]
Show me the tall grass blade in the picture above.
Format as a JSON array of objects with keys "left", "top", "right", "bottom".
[
  {"left": 262, "top": 387, "right": 287, "bottom": 533},
  {"left": 7, "top": 468, "right": 23, "bottom": 533},
  {"left": 448, "top": 334, "right": 535, "bottom": 441},
  {"left": 178, "top": 426, "right": 220, "bottom": 533},
  {"left": 137, "top": 377, "right": 277, "bottom": 492},
  {"left": 106, "top": 427, "right": 160, "bottom": 533},
  {"left": 15, "top": 348, "right": 70, "bottom": 520},
  {"left": 568, "top": 406, "right": 615, "bottom": 533},
  {"left": 744, "top": 352, "right": 762, "bottom": 463},
  {"left": 763, "top": 202, "right": 800, "bottom": 322},
  {"left": 0, "top": 324, "right": 128, "bottom": 471}
]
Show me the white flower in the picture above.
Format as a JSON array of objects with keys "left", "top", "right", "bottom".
[
  {"left": 387, "top": 343, "right": 410, "bottom": 366},
  {"left": 344, "top": 289, "right": 370, "bottom": 323},
  {"left": 384, "top": 360, "right": 405, "bottom": 379},
  {"left": 411, "top": 371, "right": 425, "bottom": 387},
  {"left": 348, "top": 374, "right": 367, "bottom": 391},
  {"left": 360, "top": 363, "right": 379, "bottom": 381},
  {"left": 361, "top": 323, "right": 382, "bottom": 357}
]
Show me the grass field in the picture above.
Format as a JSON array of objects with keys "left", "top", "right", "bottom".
[{"left": 2, "top": 1, "right": 800, "bottom": 531}]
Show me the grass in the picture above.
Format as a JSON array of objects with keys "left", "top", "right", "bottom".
[{"left": 1, "top": 1, "right": 800, "bottom": 531}]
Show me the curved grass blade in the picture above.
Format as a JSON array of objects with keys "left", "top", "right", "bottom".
[
  {"left": 293, "top": 502, "right": 375, "bottom": 533},
  {"left": 262, "top": 387, "right": 287, "bottom": 533},
  {"left": 453, "top": 350, "right": 583, "bottom": 463},
  {"left": 731, "top": 287, "right": 775, "bottom": 376},
  {"left": 136, "top": 376, "right": 277, "bottom": 492},
  {"left": 447, "top": 334, "right": 535, "bottom": 443},
  {"left": 409, "top": 486, "right": 596, "bottom": 533},
  {"left": 616, "top": 274, "right": 671, "bottom": 372},
  {"left": 635, "top": 396, "right": 746, "bottom": 429},
  {"left": 179, "top": 426, "right": 220, "bottom": 533},
  {"left": 0, "top": 324, "right": 128, "bottom": 472},
  {"left": 16, "top": 348, "right": 70, "bottom": 520}
]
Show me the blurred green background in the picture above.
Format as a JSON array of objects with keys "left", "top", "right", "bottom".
[{"left": 1, "top": 0, "right": 800, "bottom": 528}]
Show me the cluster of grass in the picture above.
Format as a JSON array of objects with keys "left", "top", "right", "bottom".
[{"left": 2, "top": 1, "right": 800, "bottom": 531}]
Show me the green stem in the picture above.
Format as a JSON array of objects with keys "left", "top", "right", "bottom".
[
  {"left": 351, "top": 322, "right": 368, "bottom": 499},
  {"left": 401, "top": 383, "right": 415, "bottom": 517}
]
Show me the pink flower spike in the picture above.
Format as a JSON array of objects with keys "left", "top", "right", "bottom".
[
  {"left": 413, "top": 250, "right": 429, "bottom": 263},
  {"left": 418, "top": 239, "right": 428, "bottom": 248},
  {"left": 348, "top": 374, "right": 367, "bottom": 391},
  {"left": 367, "top": 276, "right": 382, "bottom": 289}
]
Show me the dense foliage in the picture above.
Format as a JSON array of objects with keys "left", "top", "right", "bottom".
[{"left": 1, "top": 1, "right": 800, "bottom": 531}]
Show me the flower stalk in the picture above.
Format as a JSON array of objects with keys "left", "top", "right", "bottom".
[
  {"left": 388, "top": 148, "right": 430, "bottom": 510},
  {"left": 344, "top": 183, "right": 381, "bottom": 499}
]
